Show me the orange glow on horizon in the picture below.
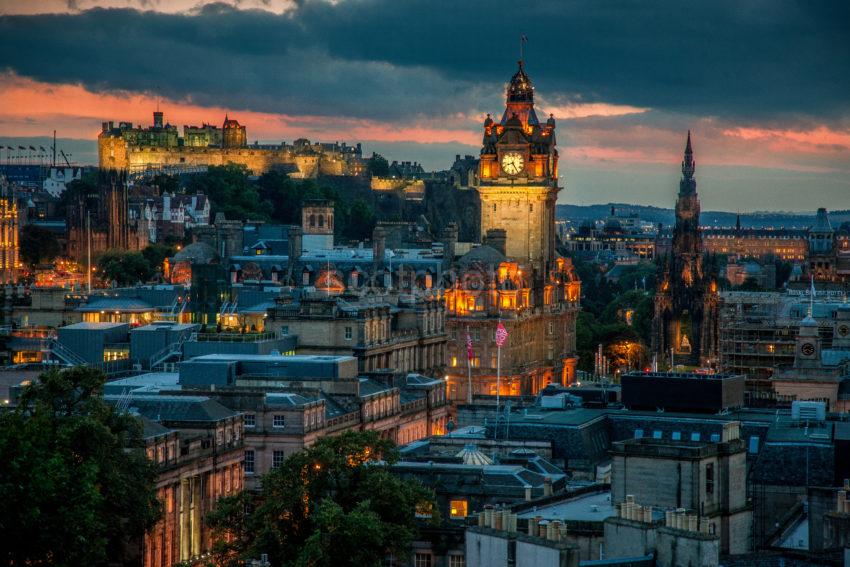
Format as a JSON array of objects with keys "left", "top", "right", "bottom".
[{"left": 0, "top": 72, "right": 480, "bottom": 147}]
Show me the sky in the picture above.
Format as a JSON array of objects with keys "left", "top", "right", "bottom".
[{"left": 0, "top": 0, "right": 848, "bottom": 212}]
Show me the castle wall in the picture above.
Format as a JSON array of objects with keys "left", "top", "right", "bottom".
[{"left": 98, "top": 135, "right": 360, "bottom": 179}]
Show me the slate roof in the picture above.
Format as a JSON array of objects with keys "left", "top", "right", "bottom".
[
  {"left": 173, "top": 241, "right": 218, "bottom": 264},
  {"left": 106, "top": 394, "right": 239, "bottom": 424},
  {"left": 77, "top": 297, "right": 154, "bottom": 313},
  {"left": 458, "top": 244, "right": 505, "bottom": 266},
  {"left": 139, "top": 415, "right": 172, "bottom": 439},
  {"left": 265, "top": 392, "right": 313, "bottom": 407},
  {"left": 358, "top": 377, "right": 395, "bottom": 397}
]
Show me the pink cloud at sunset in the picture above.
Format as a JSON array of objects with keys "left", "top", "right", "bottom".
[
  {"left": 0, "top": 73, "right": 480, "bottom": 147},
  {"left": 722, "top": 126, "right": 850, "bottom": 152},
  {"left": 2, "top": 72, "right": 849, "bottom": 180},
  {"left": 0, "top": 0, "right": 297, "bottom": 16}
]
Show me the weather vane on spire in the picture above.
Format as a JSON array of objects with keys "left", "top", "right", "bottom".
[{"left": 520, "top": 34, "right": 528, "bottom": 63}]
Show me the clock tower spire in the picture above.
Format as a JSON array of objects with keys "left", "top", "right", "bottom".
[{"left": 477, "top": 59, "right": 559, "bottom": 276}]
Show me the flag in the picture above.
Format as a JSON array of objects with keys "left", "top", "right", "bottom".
[
  {"left": 39, "top": 146, "right": 46, "bottom": 152},
  {"left": 18, "top": 146, "right": 25, "bottom": 150},
  {"left": 521, "top": 34, "right": 528, "bottom": 44},
  {"left": 28, "top": 146, "right": 36, "bottom": 151},
  {"left": 495, "top": 321, "right": 508, "bottom": 348},
  {"left": 466, "top": 331, "right": 474, "bottom": 361}
]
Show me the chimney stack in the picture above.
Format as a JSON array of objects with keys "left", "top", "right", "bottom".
[
  {"left": 373, "top": 226, "right": 386, "bottom": 272},
  {"left": 485, "top": 228, "right": 507, "bottom": 257},
  {"left": 288, "top": 226, "right": 303, "bottom": 262}
]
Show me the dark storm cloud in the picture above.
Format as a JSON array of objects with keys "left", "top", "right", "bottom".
[{"left": 0, "top": 0, "right": 848, "bottom": 123}]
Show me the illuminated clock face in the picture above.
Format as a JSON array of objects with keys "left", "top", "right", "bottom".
[
  {"left": 501, "top": 152, "right": 524, "bottom": 175},
  {"left": 801, "top": 342, "right": 815, "bottom": 356},
  {"left": 839, "top": 324, "right": 849, "bottom": 337}
]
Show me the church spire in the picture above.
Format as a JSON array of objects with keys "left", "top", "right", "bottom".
[
  {"left": 679, "top": 130, "right": 697, "bottom": 195},
  {"left": 682, "top": 130, "right": 695, "bottom": 180}
]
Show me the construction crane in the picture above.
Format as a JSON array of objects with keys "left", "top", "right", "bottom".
[{"left": 59, "top": 150, "right": 72, "bottom": 167}]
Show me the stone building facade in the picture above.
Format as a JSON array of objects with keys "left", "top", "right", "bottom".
[
  {"left": 444, "top": 60, "right": 581, "bottom": 403},
  {"left": 98, "top": 111, "right": 364, "bottom": 178},
  {"left": 477, "top": 60, "right": 559, "bottom": 275},
  {"left": 0, "top": 179, "right": 19, "bottom": 283},
  {"left": 266, "top": 292, "right": 447, "bottom": 376},
  {"left": 610, "top": 421, "right": 752, "bottom": 556},
  {"left": 115, "top": 396, "right": 244, "bottom": 567}
]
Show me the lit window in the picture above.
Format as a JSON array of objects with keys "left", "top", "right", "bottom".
[
  {"left": 244, "top": 413, "right": 255, "bottom": 427},
  {"left": 672, "top": 431, "right": 681, "bottom": 441},
  {"left": 653, "top": 431, "right": 662, "bottom": 440},
  {"left": 273, "top": 415, "right": 285, "bottom": 428},
  {"left": 449, "top": 556, "right": 465, "bottom": 567},
  {"left": 245, "top": 450, "right": 255, "bottom": 474},
  {"left": 449, "top": 499, "right": 468, "bottom": 519},
  {"left": 415, "top": 554, "right": 432, "bottom": 567},
  {"left": 273, "top": 450, "right": 285, "bottom": 468},
  {"left": 634, "top": 429, "right": 644, "bottom": 439},
  {"left": 345, "top": 326, "right": 353, "bottom": 340},
  {"left": 451, "top": 356, "right": 458, "bottom": 367},
  {"left": 281, "top": 326, "right": 289, "bottom": 335},
  {"left": 691, "top": 432, "right": 701, "bottom": 442}
]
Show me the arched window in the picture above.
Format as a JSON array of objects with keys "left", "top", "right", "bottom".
[
  {"left": 309, "top": 214, "right": 316, "bottom": 228},
  {"left": 318, "top": 215, "right": 324, "bottom": 228}
]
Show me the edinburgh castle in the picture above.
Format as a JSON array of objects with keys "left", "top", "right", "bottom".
[{"left": 98, "top": 111, "right": 365, "bottom": 178}]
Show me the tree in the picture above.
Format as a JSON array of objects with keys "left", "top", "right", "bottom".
[
  {"left": 367, "top": 153, "right": 389, "bottom": 177},
  {"left": 0, "top": 366, "right": 161, "bottom": 566},
  {"left": 257, "top": 170, "right": 301, "bottom": 224},
  {"left": 187, "top": 164, "right": 268, "bottom": 221},
  {"left": 141, "top": 243, "right": 176, "bottom": 274},
  {"left": 97, "top": 249, "right": 152, "bottom": 286},
  {"left": 149, "top": 173, "right": 181, "bottom": 195},
  {"left": 342, "top": 198, "right": 376, "bottom": 241},
  {"left": 206, "top": 431, "right": 436, "bottom": 567},
  {"left": 20, "top": 224, "right": 61, "bottom": 266}
]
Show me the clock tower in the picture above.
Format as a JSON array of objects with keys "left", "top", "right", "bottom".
[{"left": 477, "top": 60, "right": 559, "bottom": 276}]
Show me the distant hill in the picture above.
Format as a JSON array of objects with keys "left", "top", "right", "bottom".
[{"left": 556, "top": 203, "right": 850, "bottom": 230}]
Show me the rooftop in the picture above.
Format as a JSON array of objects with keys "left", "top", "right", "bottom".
[{"left": 516, "top": 490, "right": 615, "bottom": 523}]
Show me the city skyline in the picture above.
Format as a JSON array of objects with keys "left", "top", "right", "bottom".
[{"left": 1, "top": 0, "right": 848, "bottom": 212}]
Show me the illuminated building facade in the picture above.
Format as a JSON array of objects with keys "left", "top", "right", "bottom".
[
  {"left": 115, "top": 396, "right": 244, "bottom": 567},
  {"left": 99, "top": 111, "right": 364, "bottom": 178},
  {"left": 0, "top": 180, "right": 20, "bottom": 283},
  {"left": 444, "top": 61, "right": 581, "bottom": 402},
  {"left": 653, "top": 133, "right": 720, "bottom": 366}
]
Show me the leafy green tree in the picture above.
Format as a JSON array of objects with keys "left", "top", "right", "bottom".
[
  {"left": 141, "top": 243, "right": 176, "bottom": 274},
  {"left": 367, "top": 153, "right": 389, "bottom": 177},
  {"left": 187, "top": 164, "right": 268, "bottom": 221},
  {"left": 342, "top": 198, "right": 376, "bottom": 241},
  {"left": 0, "top": 366, "right": 161, "bottom": 566},
  {"left": 206, "top": 431, "right": 436, "bottom": 567},
  {"left": 150, "top": 173, "right": 181, "bottom": 194},
  {"left": 257, "top": 170, "right": 302, "bottom": 224},
  {"left": 97, "top": 249, "right": 152, "bottom": 286},
  {"left": 20, "top": 224, "right": 61, "bottom": 266}
]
